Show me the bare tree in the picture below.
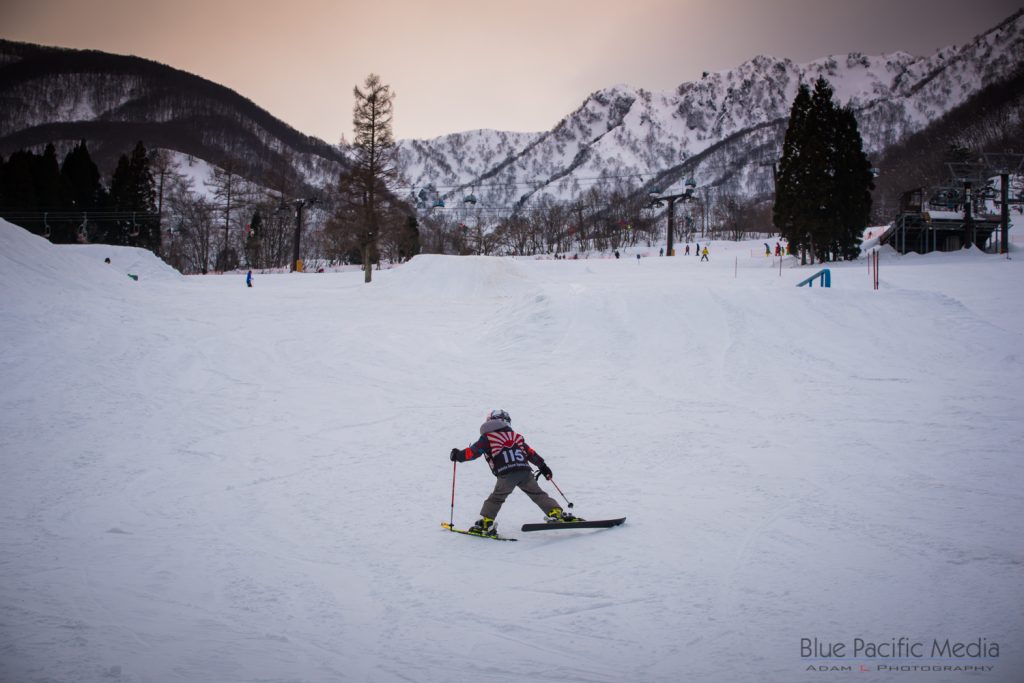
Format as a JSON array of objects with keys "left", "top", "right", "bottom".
[
  {"left": 205, "top": 155, "right": 245, "bottom": 271},
  {"left": 344, "top": 73, "right": 398, "bottom": 283},
  {"left": 165, "top": 186, "right": 216, "bottom": 274},
  {"left": 148, "top": 148, "right": 188, "bottom": 255}
]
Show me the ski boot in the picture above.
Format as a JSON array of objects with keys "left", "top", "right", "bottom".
[
  {"left": 469, "top": 517, "right": 497, "bottom": 537},
  {"left": 546, "top": 507, "right": 582, "bottom": 523}
]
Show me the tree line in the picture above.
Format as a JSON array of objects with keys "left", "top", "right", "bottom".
[
  {"left": 0, "top": 139, "right": 160, "bottom": 250},
  {"left": 0, "top": 132, "right": 792, "bottom": 274},
  {"left": 1, "top": 73, "right": 877, "bottom": 275}
]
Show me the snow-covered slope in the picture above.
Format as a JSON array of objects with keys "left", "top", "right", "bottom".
[{"left": 2, "top": 218, "right": 1023, "bottom": 682}]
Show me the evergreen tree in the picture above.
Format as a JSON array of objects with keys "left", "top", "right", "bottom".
[
  {"left": 107, "top": 141, "right": 159, "bottom": 250},
  {"left": 2, "top": 150, "right": 39, "bottom": 215},
  {"left": 59, "top": 140, "right": 105, "bottom": 211},
  {"left": 34, "top": 144, "right": 62, "bottom": 214},
  {"left": 0, "top": 145, "right": 68, "bottom": 238},
  {"left": 807, "top": 77, "right": 840, "bottom": 262},
  {"left": 107, "top": 154, "right": 133, "bottom": 244},
  {"left": 826, "top": 106, "right": 874, "bottom": 261},
  {"left": 773, "top": 84, "right": 814, "bottom": 263},
  {"left": 773, "top": 78, "right": 873, "bottom": 263},
  {"left": 129, "top": 141, "right": 159, "bottom": 252},
  {"left": 58, "top": 141, "right": 106, "bottom": 244}
]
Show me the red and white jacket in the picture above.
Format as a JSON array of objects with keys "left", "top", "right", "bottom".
[{"left": 454, "top": 420, "right": 548, "bottom": 477}]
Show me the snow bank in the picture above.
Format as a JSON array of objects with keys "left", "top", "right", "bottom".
[
  {"left": 0, "top": 219, "right": 181, "bottom": 299},
  {"left": 379, "top": 253, "right": 533, "bottom": 300}
]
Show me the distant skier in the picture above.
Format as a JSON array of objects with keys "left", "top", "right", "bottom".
[
  {"left": 775, "top": 242, "right": 781, "bottom": 257},
  {"left": 764, "top": 243, "right": 771, "bottom": 256},
  {"left": 246, "top": 270, "right": 253, "bottom": 288},
  {"left": 695, "top": 242, "right": 700, "bottom": 258},
  {"left": 449, "top": 409, "right": 576, "bottom": 537},
  {"left": 700, "top": 246, "right": 709, "bottom": 262},
  {"left": 685, "top": 244, "right": 690, "bottom": 256}
]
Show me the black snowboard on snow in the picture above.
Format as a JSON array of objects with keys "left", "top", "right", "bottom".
[{"left": 521, "top": 517, "right": 626, "bottom": 532}]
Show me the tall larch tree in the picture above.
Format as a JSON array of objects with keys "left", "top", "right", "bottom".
[
  {"left": 205, "top": 155, "right": 245, "bottom": 272},
  {"left": 347, "top": 73, "right": 397, "bottom": 283}
]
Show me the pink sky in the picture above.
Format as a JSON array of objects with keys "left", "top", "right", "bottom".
[{"left": 1, "top": 0, "right": 1020, "bottom": 142}]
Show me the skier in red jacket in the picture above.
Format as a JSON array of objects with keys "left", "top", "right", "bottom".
[{"left": 450, "top": 409, "right": 577, "bottom": 536}]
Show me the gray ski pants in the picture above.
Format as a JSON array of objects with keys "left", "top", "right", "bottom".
[{"left": 481, "top": 469, "right": 559, "bottom": 519}]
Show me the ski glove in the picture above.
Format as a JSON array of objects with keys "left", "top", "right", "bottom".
[
  {"left": 450, "top": 448, "right": 463, "bottom": 462},
  {"left": 537, "top": 463, "right": 553, "bottom": 479}
]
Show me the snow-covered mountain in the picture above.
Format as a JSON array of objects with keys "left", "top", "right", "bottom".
[
  {"left": 397, "top": 9, "right": 1024, "bottom": 208},
  {"left": 2, "top": 10, "right": 1022, "bottom": 210},
  {"left": 0, "top": 40, "right": 348, "bottom": 194}
]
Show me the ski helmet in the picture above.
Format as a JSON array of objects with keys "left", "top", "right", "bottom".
[{"left": 487, "top": 409, "right": 511, "bottom": 424}]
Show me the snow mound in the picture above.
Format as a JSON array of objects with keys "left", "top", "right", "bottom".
[
  {"left": 65, "top": 243, "right": 183, "bottom": 283},
  {"left": 379, "top": 253, "right": 533, "bottom": 300},
  {"left": 0, "top": 219, "right": 181, "bottom": 299}
]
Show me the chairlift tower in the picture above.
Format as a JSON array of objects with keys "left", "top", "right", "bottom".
[
  {"left": 278, "top": 197, "right": 317, "bottom": 272},
  {"left": 982, "top": 152, "right": 1024, "bottom": 255},
  {"left": 648, "top": 178, "right": 697, "bottom": 257},
  {"left": 947, "top": 160, "right": 994, "bottom": 250}
]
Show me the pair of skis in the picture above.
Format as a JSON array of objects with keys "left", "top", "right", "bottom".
[
  {"left": 441, "top": 517, "right": 625, "bottom": 542},
  {"left": 446, "top": 462, "right": 623, "bottom": 540}
]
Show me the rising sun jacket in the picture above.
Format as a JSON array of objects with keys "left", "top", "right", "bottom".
[{"left": 453, "top": 419, "right": 548, "bottom": 477}]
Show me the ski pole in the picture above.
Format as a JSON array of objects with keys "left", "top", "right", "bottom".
[
  {"left": 536, "top": 470, "right": 574, "bottom": 509},
  {"left": 450, "top": 460, "right": 457, "bottom": 527},
  {"left": 550, "top": 478, "right": 574, "bottom": 510}
]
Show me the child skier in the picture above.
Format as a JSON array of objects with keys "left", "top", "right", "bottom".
[{"left": 449, "top": 409, "right": 577, "bottom": 536}]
